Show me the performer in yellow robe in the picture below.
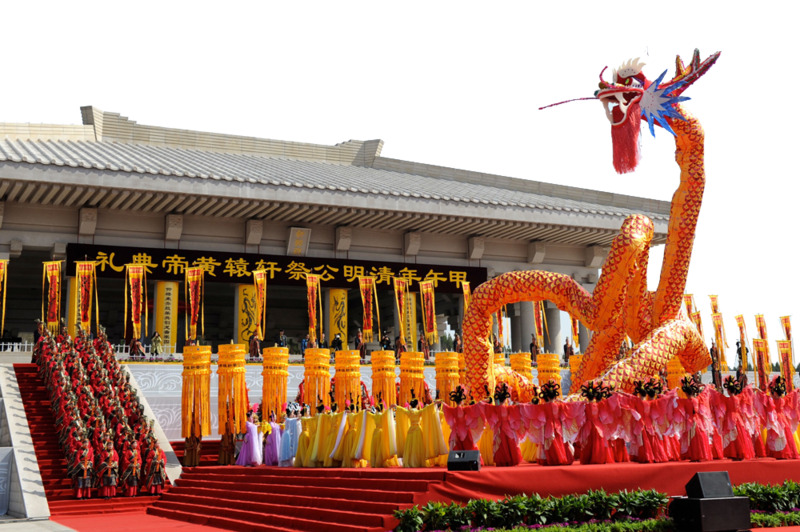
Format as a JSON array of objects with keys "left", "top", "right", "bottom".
[
  {"left": 396, "top": 394, "right": 447, "bottom": 468},
  {"left": 369, "top": 401, "right": 400, "bottom": 468}
]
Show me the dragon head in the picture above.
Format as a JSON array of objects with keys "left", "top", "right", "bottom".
[{"left": 595, "top": 49, "right": 720, "bottom": 174}]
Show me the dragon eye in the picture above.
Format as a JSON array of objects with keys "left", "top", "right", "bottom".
[{"left": 622, "top": 78, "right": 632, "bottom": 86}]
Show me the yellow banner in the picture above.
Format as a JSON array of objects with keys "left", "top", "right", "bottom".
[
  {"left": 155, "top": 281, "right": 178, "bottom": 348},
  {"left": 778, "top": 340, "right": 794, "bottom": 392},
  {"left": 420, "top": 280, "right": 437, "bottom": 345},
  {"left": 711, "top": 313, "right": 727, "bottom": 367},
  {"left": 329, "top": 287, "right": 348, "bottom": 346},
  {"left": 709, "top": 294, "right": 719, "bottom": 314},
  {"left": 534, "top": 301, "right": 546, "bottom": 348},
  {"left": 753, "top": 338, "right": 770, "bottom": 391},
  {"left": 253, "top": 269, "right": 268, "bottom": 340},
  {"left": 126, "top": 264, "right": 147, "bottom": 340},
  {"left": 691, "top": 311, "right": 703, "bottom": 339},
  {"left": 76, "top": 261, "right": 97, "bottom": 334},
  {"left": 406, "top": 292, "right": 417, "bottom": 352},
  {"left": 306, "top": 274, "right": 321, "bottom": 341},
  {"left": 462, "top": 281, "right": 471, "bottom": 316},
  {"left": 780, "top": 316, "right": 792, "bottom": 341},
  {"left": 42, "top": 261, "right": 62, "bottom": 334},
  {"left": 358, "top": 277, "right": 378, "bottom": 342},
  {"left": 186, "top": 267, "right": 204, "bottom": 342},
  {"left": 756, "top": 314, "right": 768, "bottom": 340},
  {"left": 236, "top": 285, "right": 258, "bottom": 345}
]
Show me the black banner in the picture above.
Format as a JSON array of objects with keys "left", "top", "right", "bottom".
[{"left": 66, "top": 243, "right": 486, "bottom": 294}]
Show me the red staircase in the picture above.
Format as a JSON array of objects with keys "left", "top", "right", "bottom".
[
  {"left": 148, "top": 466, "right": 446, "bottom": 532},
  {"left": 13, "top": 363, "right": 161, "bottom": 516},
  {"left": 171, "top": 439, "right": 222, "bottom": 467}
]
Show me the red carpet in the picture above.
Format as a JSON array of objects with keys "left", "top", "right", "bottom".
[{"left": 14, "top": 364, "right": 160, "bottom": 517}]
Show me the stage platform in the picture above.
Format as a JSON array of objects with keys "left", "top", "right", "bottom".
[
  {"left": 426, "top": 457, "right": 800, "bottom": 504},
  {"left": 146, "top": 458, "right": 800, "bottom": 532}
]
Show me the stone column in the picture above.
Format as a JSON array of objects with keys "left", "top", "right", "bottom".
[
  {"left": 519, "top": 301, "right": 536, "bottom": 355},
  {"left": 544, "top": 306, "right": 563, "bottom": 355}
]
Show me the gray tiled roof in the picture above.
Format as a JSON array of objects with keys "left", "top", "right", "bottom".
[{"left": 0, "top": 138, "right": 668, "bottom": 222}]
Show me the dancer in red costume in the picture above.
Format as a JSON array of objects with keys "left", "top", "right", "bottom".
[
  {"left": 577, "top": 381, "right": 615, "bottom": 465},
  {"left": 672, "top": 375, "right": 713, "bottom": 461},
  {"left": 520, "top": 380, "right": 575, "bottom": 465},
  {"left": 719, "top": 376, "right": 755, "bottom": 460},
  {"left": 144, "top": 438, "right": 168, "bottom": 495},
  {"left": 480, "top": 383, "right": 524, "bottom": 467},
  {"left": 628, "top": 379, "right": 670, "bottom": 463},
  {"left": 758, "top": 377, "right": 799, "bottom": 460},
  {"left": 441, "top": 386, "right": 484, "bottom": 456}
]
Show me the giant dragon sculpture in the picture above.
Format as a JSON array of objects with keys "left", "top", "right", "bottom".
[{"left": 463, "top": 49, "right": 720, "bottom": 399}]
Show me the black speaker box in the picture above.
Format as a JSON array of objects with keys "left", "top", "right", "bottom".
[
  {"left": 669, "top": 496, "right": 750, "bottom": 532},
  {"left": 685, "top": 472, "right": 734, "bottom": 499},
  {"left": 447, "top": 450, "right": 480, "bottom": 471}
]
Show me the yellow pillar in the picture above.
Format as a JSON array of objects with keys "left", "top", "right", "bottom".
[
  {"left": 155, "top": 281, "right": 179, "bottom": 350},
  {"left": 328, "top": 288, "right": 348, "bottom": 346},
  {"left": 236, "top": 284, "right": 258, "bottom": 345}
]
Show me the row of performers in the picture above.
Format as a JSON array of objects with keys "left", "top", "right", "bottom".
[
  {"left": 34, "top": 326, "right": 170, "bottom": 499},
  {"left": 236, "top": 374, "right": 800, "bottom": 468}
]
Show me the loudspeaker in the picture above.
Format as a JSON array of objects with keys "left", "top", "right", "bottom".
[
  {"left": 447, "top": 450, "right": 480, "bottom": 471},
  {"left": 685, "top": 472, "right": 734, "bottom": 499},
  {"left": 669, "top": 496, "right": 750, "bottom": 532}
]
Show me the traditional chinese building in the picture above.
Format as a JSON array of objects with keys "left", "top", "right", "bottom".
[{"left": 0, "top": 107, "right": 670, "bottom": 354}]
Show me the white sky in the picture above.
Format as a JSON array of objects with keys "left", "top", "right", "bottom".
[{"left": 3, "top": 1, "right": 797, "bottom": 361}]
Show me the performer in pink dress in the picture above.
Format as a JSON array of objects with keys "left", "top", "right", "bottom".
[
  {"left": 520, "top": 380, "right": 575, "bottom": 466},
  {"left": 576, "top": 381, "right": 615, "bottom": 465},
  {"left": 479, "top": 383, "right": 524, "bottom": 467},
  {"left": 673, "top": 375, "right": 713, "bottom": 461},
  {"left": 719, "top": 376, "right": 755, "bottom": 460},
  {"left": 759, "top": 377, "right": 799, "bottom": 460},
  {"left": 441, "top": 386, "right": 484, "bottom": 455}
]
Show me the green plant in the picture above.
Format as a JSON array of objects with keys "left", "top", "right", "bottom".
[
  {"left": 466, "top": 498, "right": 504, "bottom": 528},
  {"left": 394, "top": 506, "right": 423, "bottom": 532},
  {"left": 420, "top": 501, "right": 448, "bottom": 531},
  {"left": 442, "top": 502, "right": 470, "bottom": 530},
  {"left": 616, "top": 489, "right": 669, "bottom": 520},
  {"left": 499, "top": 494, "right": 528, "bottom": 527}
]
